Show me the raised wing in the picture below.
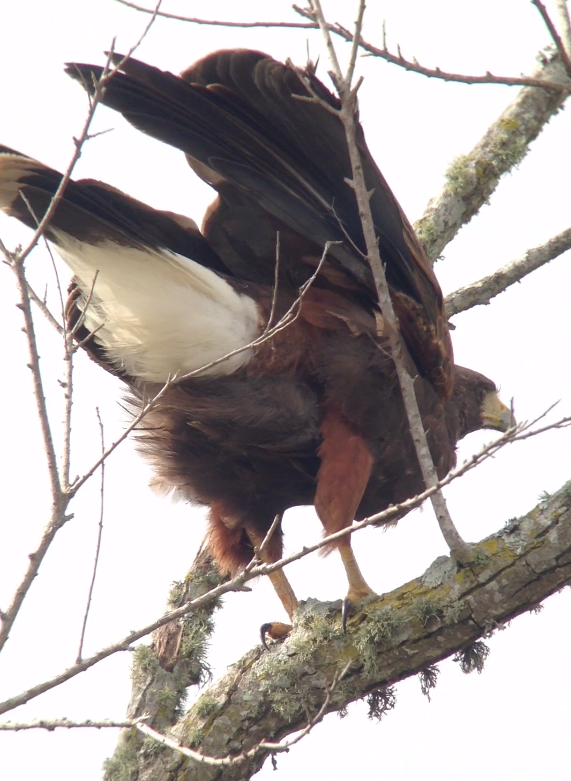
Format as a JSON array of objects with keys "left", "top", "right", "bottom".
[
  {"left": 66, "top": 50, "right": 453, "bottom": 397},
  {"left": 0, "top": 145, "right": 260, "bottom": 382}
]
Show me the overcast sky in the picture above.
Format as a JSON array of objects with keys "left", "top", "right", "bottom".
[{"left": 1, "top": 1, "right": 570, "bottom": 779}]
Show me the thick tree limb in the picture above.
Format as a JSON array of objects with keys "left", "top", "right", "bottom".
[
  {"left": 415, "top": 55, "right": 570, "bottom": 263},
  {"left": 445, "top": 226, "right": 571, "bottom": 317},
  {"left": 101, "top": 481, "right": 571, "bottom": 781}
]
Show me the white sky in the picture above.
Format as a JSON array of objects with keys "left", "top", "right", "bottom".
[{"left": 1, "top": 1, "right": 570, "bottom": 779}]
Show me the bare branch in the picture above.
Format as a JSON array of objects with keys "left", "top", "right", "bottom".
[
  {"left": 0, "top": 500, "right": 72, "bottom": 653},
  {"left": 133, "top": 660, "right": 351, "bottom": 765},
  {"left": 9, "top": 254, "right": 61, "bottom": 498},
  {"left": 0, "top": 719, "right": 134, "bottom": 731},
  {"left": 533, "top": 0, "right": 571, "bottom": 76},
  {"left": 445, "top": 226, "right": 571, "bottom": 317},
  {"left": 415, "top": 55, "right": 570, "bottom": 263},
  {"left": 118, "top": 0, "right": 570, "bottom": 92},
  {"left": 115, "top": 0, "right": 317, "bottom": 28},
  {"left": 10, "top": 0, "right": 163, "bottom": 267},
  {"left": 263, "top": 232, "right": 281, "bottom": 333},
  {"left": 67, "top": 377, "right": 177, "bottom": 496},
  {"left": 556, "top": 0, "right": 571, "bottom": 58},
  {"left": 0, "top": 1, "right": 165, "bottom": 659},
  {"left": 2, "top": 393, "right": 565, "bottom": 716},
  {"left": 256, "top": 514, "right": 282, "bottom": 561},
  {"left": 22, "top": 282, "right": 64, "bottom": 334},
  {"left": 308, "top": 0, "right": 470, "bottom": 558},
  {"left": 293, "top": 4, "right": 571, "bottom": 91},
  {"left": 13, "top": 52, "right": 115, "bottom": 267},
  {"left": 113, "top": 482, "right": 571, "bottom": 781},
  {"left": 174, "top": 239, "right": 335, "bottom": 382},
  {"left": 76, "top": 409, "right": 106, "bottom": 663}
]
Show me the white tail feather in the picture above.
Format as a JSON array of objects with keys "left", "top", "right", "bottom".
[{"left": 55, "top": 232, "right": 260, "bottom": 382}]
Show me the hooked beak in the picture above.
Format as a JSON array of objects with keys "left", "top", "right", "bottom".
[{"left": 481, "top": 391, "right": 515, "bottom": 432}]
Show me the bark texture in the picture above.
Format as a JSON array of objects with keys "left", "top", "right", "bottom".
[
  {"left": 444, "top": 226, "right": 571, "bottom": 317},
  {"left": 415, "top": 55, "right": 571, "bottom": 263},
  {"left": 105, "top": 481, "right": 571, "bottom": 781}
]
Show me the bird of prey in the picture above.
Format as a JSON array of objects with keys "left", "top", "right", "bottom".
[{"left": 0, "top": 49, "right": 512, "bottom": 639}]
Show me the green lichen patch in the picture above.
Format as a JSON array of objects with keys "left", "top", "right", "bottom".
[
  {"left": 131, "top": 644, "right": 159, "bottom": 684},
  {"left": 103, "top": 728, "right": 139, "bottom": 781},
  {"left": 445, "top": 154, "right": 475, "bottom": 195}
]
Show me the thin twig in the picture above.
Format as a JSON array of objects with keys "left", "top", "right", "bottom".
[
  {"left": 17, "top": 186, "right": 75, "bottom": 488},
  {"left": 76, "top": 409, "right": 106, "bottom": 663},
  {"left": 69, "top": 271, "right": 99, "bottom": 341},
  {"left": 66, "top": 237, "right": 325, "bottom": 498},
  {"left": 115, "top": 0, "right": 317, "bottom": 27},
  {"left": 256, "top": 515, "right": 282, "bottom": 560},
  {"left": 174, "top": 240, "right": 336, "bottom": 382},
  {"left": 264, "top": 232, "right": 281, "bottom": 334},
  {"left": 0, "top": 502, "right": 72, "bottom": 653},
  {"left": 555, "top": 0, "right": 571, "bottom": 58},
  {"left": 0, "top": 719, "right": 134, "bottom": 731},
  {"left": 0, "top": 1, "right": 165, "bottom": 658},
  {"left": 10, "top": 257, "right": 61, "bottom": 501},
  {"left": 24, "top": 283, "right": 64, "bottom": 334},
  {"left": 12, "top": 0, "right": 163, "bottom": 268},
  {"left": 345, "top": 1, "right": 365, "bottom": 86},
  {"left": 13, "top": 50, "right": 115, "bottom": 268},
  {"left": 0, "top": 238, "right": 64, "bottom": 333},
  {"left": 60, "top": 334, "right": 74, "bottom": 491},
  {"left": 67, "top": 378, "right": 176, "bottom": 497},
  {"left": 134, "top": 660, "right": 352, "bottom": 765},
  {"left": 533, "top": 0, "right": 571, "bottom": 76},
  {"left": 294, "top": 5, "right": 570, "bottom": 91},
  {"left": 116, "top": 0, "right": 570, "bottom": 92},
  {"left": 308, "top": 0, "right": 470, "bottom": 559},
  {"left": 0, "top": 407, "right": 566, "bottom": 717}
]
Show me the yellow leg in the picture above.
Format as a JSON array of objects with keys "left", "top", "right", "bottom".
[
  {"left": 246, "top": 524, "right": 299, "bottom": 645},
  {"left": 337, "top": 537, "right": 375, "bottom": 603},
  {"left": 337, "top": 537, "right": 376, "bottom": 631}
]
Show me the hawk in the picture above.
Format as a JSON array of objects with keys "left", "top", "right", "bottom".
[{"left": 0, "top": 50, "right": 512, "bottom": 638}]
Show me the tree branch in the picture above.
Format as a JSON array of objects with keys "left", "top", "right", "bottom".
[
  {"left": 7, "top": 412, "right": 566, "bottom": 718},
  {"left": 114, "top": 0, "right": 317, "bottom": 28},
  {"left": 444, "top": 225, "right": 571, "bottom": 317},
  {"left": 307, "top": 0, "right": 470, "bottom": 558},
  {"left": 102, "top": 480, "right": 571, "bottom": 781},
  {"left": 293, "top": 4, "right": 571, "bottom": 91},
  {"left": 533, "top": 0, "right": 571, "bottom": 76},
  {"left": 555, "top": 0, "right": 571, "bottom": 59},
  {"left": 414, "top": 53, "right": 570, "bottom": 263},
  {"left": 117, "top": 0, "right": 570, "bottom": 92}
]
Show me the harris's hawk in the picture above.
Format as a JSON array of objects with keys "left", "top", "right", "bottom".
[{"left": 0, "top": 50, "right": 512, "bottom": 638}]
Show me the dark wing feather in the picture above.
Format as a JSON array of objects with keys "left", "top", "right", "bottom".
[
  {"left": 66, "top": 51, "right": 453, "bottom": 397},
  {"left": 0, "top": 144, "right": 225, "bottom": 271},
  {"left": 0, "top": 144, "right": 228, "bottom": 376}
]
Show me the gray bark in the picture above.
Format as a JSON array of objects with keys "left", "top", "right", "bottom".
[
  {"left": 105, "top": 482, "right": 571, "bottom": 781},
  {"left": 415, "top": 55, "right": 571, "bottom": 263}
]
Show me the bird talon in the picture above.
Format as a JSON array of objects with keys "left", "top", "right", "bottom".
[{"left": 260, "top": 621, "right": 292, "bottom": 649}]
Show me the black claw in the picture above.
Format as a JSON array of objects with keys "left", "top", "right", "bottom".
[
  {"left": 260, "top": 622, "right": 273, "bottom": 650},
  {"left": 342, "top": 598, "right": 352, "bottom": 633}
]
